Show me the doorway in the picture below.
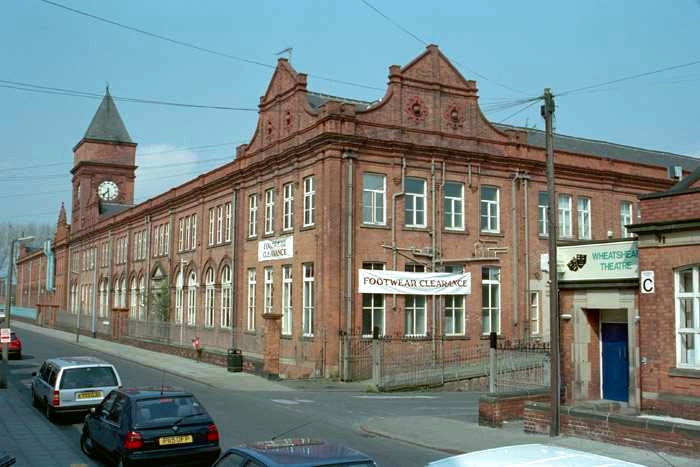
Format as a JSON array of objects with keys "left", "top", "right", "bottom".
[{"left": 601, "top": 322, "right": 629, "bottom": 402}]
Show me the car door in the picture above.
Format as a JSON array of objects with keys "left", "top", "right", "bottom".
[
  {"left": 89, "top": 391, "right": 118, "bottom": 453},
  {"left": 32, "top": 362, "right": 49, "bottom": 400},
  {"left": 101, "top": 393, "right": 129, "bottom": 460}
]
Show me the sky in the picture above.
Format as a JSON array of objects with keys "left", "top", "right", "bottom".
[{"left": 2, "top": 0, "right": 699, "bottom": 226}]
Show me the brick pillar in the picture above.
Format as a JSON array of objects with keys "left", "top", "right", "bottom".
[{"left": 262, "top": 312, "right": 283, "bottom": 378}]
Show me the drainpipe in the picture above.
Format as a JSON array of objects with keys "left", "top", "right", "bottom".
[
  {"left": 511, "top": 172, "right": 520, "bottom": 338},
  {"left": 343, "top": 150, "right": 357, "bottom": 380},
  {"left": 230, "top": 188, "right": 237, "bottom": 350},
  {"left": 523, "top": 176, "right": 531, "bottom": 341},
  {"left": 431, "top": 159, "right": 437, "bottom": 357},
  {"left": 391, "top": 158, "right": 406, "bottom": 309}
]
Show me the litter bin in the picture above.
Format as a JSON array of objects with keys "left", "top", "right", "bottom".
[{"left": 227, "top": 348, "right": 243, "bottom": 373}]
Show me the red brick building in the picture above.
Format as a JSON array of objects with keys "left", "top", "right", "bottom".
[{"left": 15, "top": 46, "right": 700, "bottom": 387}]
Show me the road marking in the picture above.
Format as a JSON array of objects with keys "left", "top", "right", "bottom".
[
  {"left": 353, "top": 395, "right": 437, "bottom": 399},
  {"left": 271, "top": 399, "right": 299, "bottom": 405}
]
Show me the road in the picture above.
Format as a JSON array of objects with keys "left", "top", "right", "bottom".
[{"left": 5, "top": 327, "right": 482, "bottom": 466}]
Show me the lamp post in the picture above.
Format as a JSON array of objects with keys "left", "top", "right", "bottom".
[{"left": 1, "top": 235, "right": 34, "bottom": 389}]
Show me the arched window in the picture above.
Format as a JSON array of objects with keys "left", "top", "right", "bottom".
[
  {"left": 175, "top": 269, "right": 184, "bottom": 324},
  {"left": 139, "top": 275, "right": 146, "bottom": 320},
  {"left": 187, "top": 271, "right": 197, "bottom": 326},
  {"left": 70, "top": 283, "right": 78, "bottom": 314},
  {"left": 130, "top": 277, "right": 138, "bottom": 318},
  {"left": 220, "top": 265, "right": 232, "bottom": 328},
  {"left": 99, "top": 279, "right": 107, "bottom": 318},
  {"left": 113, "top": 278, "right": 120, "bottom": 308},
  {"left": 204, "top": 268, "right": 215, "bottom": 327},
  {"left": 120, "top": 277, "right": 127, "bottom": 308}
]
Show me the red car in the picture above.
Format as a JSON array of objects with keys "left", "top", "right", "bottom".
[{"left": 8, "top": 331, "right": 22, "bottom": 360}]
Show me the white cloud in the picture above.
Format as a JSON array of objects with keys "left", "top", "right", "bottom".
[{"left": 134, "top": 144, "right": 205, "bottom": 203}]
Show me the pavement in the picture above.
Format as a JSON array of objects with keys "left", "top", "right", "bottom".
[{"left": 1, "top": 320, "right": 698, "bottom": 467}]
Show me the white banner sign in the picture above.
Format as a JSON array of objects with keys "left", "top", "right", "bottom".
[
  {"left": 258, "top": 236, "right": 294, "bottom": 261},
  {"left": 0, "top": 328, "right": 10, "bottom": 344},
  {"left": 557, "top": 240, "right": 638, "bottom": 281},
  {"left": 358, "top": 269, "right": 471, "bottom": 295}
]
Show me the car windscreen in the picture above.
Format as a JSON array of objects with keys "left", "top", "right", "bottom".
[
  {"left": 59, "top": 366, "right": 118, "bottom": 389},
  {"left": 135, "top": 396, "right": 206, "bottom": 423}
]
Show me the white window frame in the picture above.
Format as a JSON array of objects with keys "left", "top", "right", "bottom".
[
  {"left": 405, "top": 177, "right": 426, "bottom": 228},
  {"left": 577, "top": 197, "right": 591, "bottom": 240},
  {"left": 443, "top": 181, "right": 464, "bottom": 231},
  {"left": 405, "top": 295, "right": 427, "bottom": 336},
  {"left": 187, "top": 271, "right": 197, "bottom": 326},
  {"left": 208, "top": 208, "right": 215, "bottom": 246},
  {"left": 217, "top": 205, "right": 223, "bottom": 244},
  {"left": 204, "top": 267, "right": 215, "bottom": 328},
  {"left": 264, "top": 267, "right": 274, "bottom": 315},
  {"left": 283, "top": 183, "right": 294, "bottom": 232},
  {"left": 303, "top": 176, "right": 315, "bottom": 227},
  {"left": 620, "top": 201, "right": 633, "bottom": 238},
  {"left": 138, "top": 275, "right": 145, "bottom": 319},
  {"left": 248, "top": 194, "right": 258, "bottom": 238},
  {"left": 558, "top": 194, "right": 572, "bottom": 238},
  {"left": 225, "top": 202, "right": 232, "bottom": 242},
  {"left": 282, "top": 265, "right": 292, "bottom": 335},
  {"left": 538, "top": 192, "right": 549, "bottom": 236},
  {"left": 265, "top": 188, "right": 275, "bottom": 235},
  {"left": 480, "top": 186, "right": 500, "bottom": 233},
  {"left": 530, "top": 291, "right": 540, "bottom": 335},
  {"left": 303, "top": 263, "right": 314, "bottom": 336},
  {"left": 129, "top": 277, "right": 138, "bottom": 319},
  {"left": 676, "top": 266, "right": 700, "bottom": 369},
  {"left": 362, "top": 173, "right": 386, "bottom": 225},
  {"left": 481, "top": 266, "right": 501, "bottom": 335},
  {"left": 362, "top": 262, "right": 385, "bottom": 337},
  {"left": 247, "top": 268, "right": 256, "bottom": 331},
  {"left": 221, "top": 265, "right": 232, "bottom": 328}
]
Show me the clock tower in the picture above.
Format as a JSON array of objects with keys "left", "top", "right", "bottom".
[{"left": 71, "top": 87, "right": 137, "bottom": 232}]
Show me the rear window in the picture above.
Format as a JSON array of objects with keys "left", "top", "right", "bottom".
[
  {"left": 60, "top": 366, "right": 118, "bottom": 389},
  {"left": 135, "top": 396, "right": 204, "bottom": 422}
]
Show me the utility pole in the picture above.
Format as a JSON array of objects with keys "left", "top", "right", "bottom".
[{"left": 541, "top": 88, "right": 560, "bottom": 437}]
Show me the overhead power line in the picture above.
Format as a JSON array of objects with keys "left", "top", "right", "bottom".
[
  {"left": 0, "top": 79, "right": 257, "bottom": 111},
  {"left": 39, "top": 0, "right": 384, "bottom": 92}
]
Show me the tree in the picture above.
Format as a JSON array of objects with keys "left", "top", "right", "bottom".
[
  {"left": 0, "top": 222, "right": 54, "bottom": 278},
  {"left": 150, "top": 278, "right": 171, "bottom": 322}
]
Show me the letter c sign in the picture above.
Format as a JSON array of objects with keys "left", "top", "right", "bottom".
[{"left": 640, "top": 270, "right": 654, "bottom": 294}]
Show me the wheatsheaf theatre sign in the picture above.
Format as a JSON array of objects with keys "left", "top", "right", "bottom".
[
  {"left": 258, "top": 236, "right": 293, "bottom": 261},
  {"left": 358, "top": 269, "right": 471, "bottom": 295},
  {"left": 557, "top": 240, "right": 638, "bottom": 281}
]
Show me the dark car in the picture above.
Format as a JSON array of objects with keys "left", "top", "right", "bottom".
[
  {"left": 8, "top": 331, "right": 21, "bottom": 360},
  {"left": 80, "top": 387, "right": 220, "bottom": 467},
  {"left": 212, "top": 438, "right": 377, "bottom": 467}
]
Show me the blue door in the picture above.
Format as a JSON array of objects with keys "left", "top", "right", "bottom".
[{"left": 602, "top": 323, "right": 629, "bottom": 402}]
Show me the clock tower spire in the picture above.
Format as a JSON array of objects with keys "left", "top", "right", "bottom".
[{"left": 71, "top": 87, "right": 137, "bottom": 232}]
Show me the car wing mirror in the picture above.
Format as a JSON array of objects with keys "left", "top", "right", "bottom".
[
  {"left": 90, "top": 407, "right": 96, "bottom": 414},
  {"left": 31, "top": 371, "right": 37, "bottom": 376}
]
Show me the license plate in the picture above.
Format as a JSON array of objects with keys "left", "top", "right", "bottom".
[
  {"left": 76, "top": 391, "right": 102, "bottom": 400},
  {"left": 159, "top": 435, "right": 193, "bottom": 446}
]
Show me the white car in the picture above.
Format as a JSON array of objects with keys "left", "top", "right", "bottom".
[{"left": 425, "top": 444, "right": 645, "bottom": 467}]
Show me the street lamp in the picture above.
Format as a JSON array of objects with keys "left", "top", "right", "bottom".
[{"left": 1, "top": 235, "right": 34, "bottom": 388}]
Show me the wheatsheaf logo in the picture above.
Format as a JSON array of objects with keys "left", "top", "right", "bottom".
[{"left": 567, "top": 254, "right": 587, "bottom": 272}]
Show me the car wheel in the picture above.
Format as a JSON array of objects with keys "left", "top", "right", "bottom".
[
  {"left": 80, "top": 431, "right": 96, "bottom": 458},
  {"left": 44, "top": 399, "right": 54, "bottom": 422}
]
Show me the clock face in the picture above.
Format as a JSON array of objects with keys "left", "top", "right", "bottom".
[{"left": 98, "top": 180, "right": 119, "bottom": 201}]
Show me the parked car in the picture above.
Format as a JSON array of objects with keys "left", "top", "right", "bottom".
[
  {"left": 80, "top": 387, "right": 221, "bottom": 467},
  {"left": 425, "top": 444, "right": 645, "bottom": 466},
  {"left": 7, "top": 331, "right": 21, "bottom": 360},
  {"left": 212, "top": 438, "right": 377, "bottom": 467},
  {"left": 31, "top": 356, "right": 122, "bottom": 421}
]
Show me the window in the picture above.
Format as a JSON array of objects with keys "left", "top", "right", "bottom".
[
  {"left": 187, "top": 271, "right": 197, "bottom": 326},
  {"left": 362, "top": 262, "right": 385, "bottom": 337},
  {"left": 480, "top": 186, "right": 499, "bottom": 233},
  {"left": 191, "top": 214, "right": 197, "bottom": 248},
  {"left": 265, "top": 188, "right": 275, "bottom": 235},
  {"left": 139, "top": 275, "right": 145, "bottom": 319},
  {"left": 220, "top": 265, "right": 232, "bottom": 328},
  {"left": 620, "top": 201, "right": 633, "bottom": 238},
  {"left": 558, "top": 194, "right": 572, "bottom": 238},
  {"left": 282, "top": 265, "right": 292, "bottom": 335},
  {"left": 444, "top": 181, "right": 464, "bottom": 230},
  {"left": 185, "top": 216, "right": 191, "bottom": 250},
  {"left": 179, "top": 218, "right": 185, "bottom": 251},
  {"left": 216, "top": 205, "right": 223, "bottom": 244},
  {"left": 481, "top": 267, "right": 501, "bottom": 335},
  {"left": 444, "top": 265, "right": 465, "bottom": 336},
  {"left": 283, "top": 183, "right": 294, "bottom": 232},
  {"left": 247, "top": 269, "right": 256, "bottom": 331},
  {"left": 303, "top": 176, "right": 315, "bottom": 227},
  {"left": 179, "top": 214, "right": 197, "bottom": 251},
  {"left": 248, "top": 194, "right": 258, "bottom": 238},
  {"left": 99, "top": 279, "right": 107, "bottom": 318},
  {"left": 676, "top": 266, "right": 700, "bottom": 369},
  {"left": 129, "top": 277, "right": 138, "bottom": 319},
  {"left": 405, "top": 264, "right": 426, "bottom": 336},
  {"left": 204, "top": 267, "right": 215, "bottom": 328},
  {"left": 362, "top": 173, "right": 386, "bottom": 225},
  {"left": 538, "top": 192, "right": 549, "bottom": 236},
  {"left": 120, "top": 277, "right": 127, "bottom": 308},
  {"left": 208, "top": 208, "right": 215, "bottom": 246},
  {"left": 303, "top": 263, "right": 314, "bottom": 336},
  {"left": 530, "top": 291, "right": 540, "bottom": 336},
  {"left": 405, "top": 177, "right": 426, "bottom": 228},
  {"left": 577, "top": 197, "right": 591, "bottom": 240},
  {"left": 264, "top": 267, "right": 273, "bottom": 315},
  {"left": 224, "top": 202, "right": 232, "bottom": 242}
]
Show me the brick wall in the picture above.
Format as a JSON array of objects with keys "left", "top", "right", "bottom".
[
  {"left": 641, "top": 191, "right": 700, "bottom": 223},
  {"left": 479, "top": 390, "right": 549, "bottom": 427}
]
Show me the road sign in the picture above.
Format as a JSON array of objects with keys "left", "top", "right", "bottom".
[
  {"left": 0, "top": 328, "right": 10, "bottom": 344},
  {"left": 641, "top": 270, "right": 655, "bottom": 294}
]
